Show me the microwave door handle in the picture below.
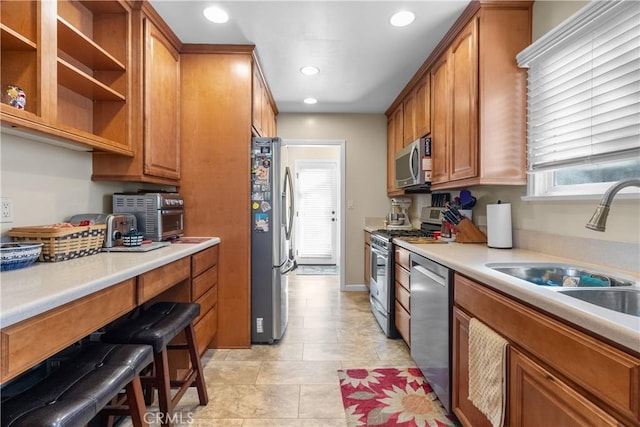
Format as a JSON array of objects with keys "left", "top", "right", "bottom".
[{"left": 410, "top": 144, "right": 419, "bottom": 181}]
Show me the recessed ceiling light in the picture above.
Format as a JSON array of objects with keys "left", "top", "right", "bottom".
[
  {"left": 303, "top": 98, "right": 318, "bottom": 105},
  {"left": 203, "top": 6, "right": 229, "bottom": 24},
  {"left": 390, "top": 10, "right": 415, "bottom": 27},
  {"left": 300, "top": 66, "right": 320, "bottom": 76}
]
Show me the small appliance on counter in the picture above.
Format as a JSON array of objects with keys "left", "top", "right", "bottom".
[
  {"left": 68, "top": 213, "right": 138, "bottom": 248},
  {"left": 112, "top": 192, "right": 184, "bottom": 241},
  {"left": 385, "top": 197, "right": 412, "bottom": 230}
]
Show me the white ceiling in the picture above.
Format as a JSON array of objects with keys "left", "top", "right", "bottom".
[{"left": 149, "top": 1, "right": 472, "bottom": 114}]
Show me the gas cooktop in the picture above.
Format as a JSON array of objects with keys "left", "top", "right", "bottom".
[{"left": 372, "top": 229, "right": 433, "bottom": 240}]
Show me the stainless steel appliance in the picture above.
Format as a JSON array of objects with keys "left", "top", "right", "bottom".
[
  {"left": 104, "top": 214, "right": 137, "bottom": 248},
  {"left": 251, "top": 137, "right": 297, "bottom": 343},
  {"left": 395, "top": 136, "right": 431, "bottom": 191},
  {"left": 369, "top": 227, "right": 436, "bottom": 338},
  {"left": 112, "top": 192, "right": 184, "bottom": 241},
  {"left": 410, "top": 252, "right": 453, "bottom": 413},
  {"left": 385, "top": 197, "right": 412, "bottom": 230}
]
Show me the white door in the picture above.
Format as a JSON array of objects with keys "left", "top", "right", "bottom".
[{"left": 294, "top": 160, "right": 338, "bottom": 265}]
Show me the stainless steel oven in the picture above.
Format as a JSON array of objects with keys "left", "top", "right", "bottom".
[
  {"left": 113, "top": 192, "right": 184, "bottom": 241},
  {"left": 369, "top": 234, "right": 395, "bottom": 337}
]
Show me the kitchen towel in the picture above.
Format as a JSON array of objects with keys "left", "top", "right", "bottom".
[
  {"left": 468, "top": 318, "right": 509, "bottom": 427},
  {"left": 486, "top": 202, "right": 512, "bottom": 248}
]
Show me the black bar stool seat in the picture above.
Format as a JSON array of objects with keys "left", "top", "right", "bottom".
[
  {"left": 101, "top": 302, "right": 208, "bottom": 426},
  {"left": 102, "top": 302, "right": 200, "bottom": 353},
  {"left": 1, "top": 343, "right": 153, "bottom": 427}
]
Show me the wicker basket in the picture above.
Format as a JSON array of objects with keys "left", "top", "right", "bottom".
[{"left": 8, "top": 224, "right": 106, "bottom": 262}]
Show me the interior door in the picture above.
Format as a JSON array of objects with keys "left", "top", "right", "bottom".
[{"left": 294, "top": 160, "right": 338, "bottom": 265}]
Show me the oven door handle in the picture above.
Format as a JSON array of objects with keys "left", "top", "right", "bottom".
[{"left": 370, "top": 246, "right": 389, "bottom": 258}]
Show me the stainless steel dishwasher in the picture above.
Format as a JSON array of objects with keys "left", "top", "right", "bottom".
[{"left": 410, "top": 252, "right": 453, "bottom": 413}]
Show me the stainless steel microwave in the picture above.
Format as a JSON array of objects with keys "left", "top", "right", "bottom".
[{"left": 395, "top": 137, "right": 431, "bottom": 191}]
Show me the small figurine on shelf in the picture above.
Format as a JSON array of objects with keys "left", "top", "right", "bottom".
[{"left": 2, "top": 85, "right": 26, "bottom": 110}]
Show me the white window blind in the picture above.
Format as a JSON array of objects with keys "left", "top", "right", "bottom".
[
  {"left": 517, "top": 0, "right": 640, "bottom": 172},
  {"left": 296, "top": 163, "right": 336, "bottom": 259}
]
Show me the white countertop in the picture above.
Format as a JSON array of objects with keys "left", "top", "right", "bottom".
[
  {"left": 393, "top": 239, "right": 640, "bottom": 354},
  {"left": 0, "top": 238, "right": 220, "bottom": 328}
]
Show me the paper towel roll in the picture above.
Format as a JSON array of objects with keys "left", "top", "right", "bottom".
[{"left": 486, "top": 203, "right": 512, "bottom": 249}]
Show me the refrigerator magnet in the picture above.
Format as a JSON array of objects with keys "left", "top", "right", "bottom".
[
  {"left": 254, "top": 213, "right": 269, "bottom": 232},
  {"left": 260, "top": 201, "right": 272, "bottom": 212},
  {"left": 256, "top": 166, "right": 269, "bottom": 180},
  {"left": 252, "top": 202, "right": 260, "bottom": 210},
  {"left": 252, "top": 192, "right": 264, "bottom": 201}
]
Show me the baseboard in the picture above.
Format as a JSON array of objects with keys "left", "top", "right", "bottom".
[{"left": 345, "top": 284, "right": 368, "bottom": 292}]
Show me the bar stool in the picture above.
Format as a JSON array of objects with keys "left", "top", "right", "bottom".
[
  {"left": 1, "top": 343, "right": 153, "bottom": 427},
  {"left": 100, "top": 302, "right": 208, "bottom": 425}
]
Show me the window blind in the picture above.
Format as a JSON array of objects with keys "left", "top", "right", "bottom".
[
  {"left": 517, "top": 0, "right": 640, "bottom": 172},
  {"left": 296, "top": 164, "right": 336, "bottom": 259}
]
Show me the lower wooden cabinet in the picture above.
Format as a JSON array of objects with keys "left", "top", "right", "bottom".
[
  {"left": 394, "top": 246, "right": 411, "bottom": 345},
  {"left": 191, "top": 246, "right": 219, "bottom": 354},
  {"left": 509, "top": 347, "right": 619, "bottom": 427},
  {"left": 453, "top": 273, "right": 640, "bottom": 426},
  {"left": 452, "top": 307, "right": 492, "bottom": 427}
]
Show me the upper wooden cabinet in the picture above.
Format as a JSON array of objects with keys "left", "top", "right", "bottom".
[
  {"left": 92, "top": 2, "right": 181, "bottom": 185},
  {"left": 432, "top": 17, "right": 479, "bottom": 185},
  {"left": 252, "top": 63, "right": 277, "bottom": 137},
  {"left": 0, "top": 0, "right": 133, "bottom": 155},
  {"left": 430, "top": 4, "right": 531, "bottom": 190},
  {"left": 386, "top": 103, "right": 404, "bottom": 196},
  {"left": 386, "top": 1, "right": 532, "bottom": 191},
  {"left": 402, "top": 74, "right": 431, "bottom": 146}
]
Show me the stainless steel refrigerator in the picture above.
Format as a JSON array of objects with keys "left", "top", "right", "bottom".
[{"left": 251, "top": 137, "right": 296, "bottom": 343}]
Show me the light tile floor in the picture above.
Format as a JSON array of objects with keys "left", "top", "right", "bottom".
[{"left": 126, "top": 272, "right": 415, "bottom": 426}]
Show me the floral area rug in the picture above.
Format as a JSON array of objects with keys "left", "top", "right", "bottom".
[{"left": 337, "top": 367, "right": 456, "bottom": 427}]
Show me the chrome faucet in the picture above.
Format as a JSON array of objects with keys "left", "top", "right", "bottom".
[{"left": 586, "top": 178, "right": 640, "bottom": 231}]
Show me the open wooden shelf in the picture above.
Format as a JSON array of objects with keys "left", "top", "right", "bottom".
[
  {"left": 57, "top": 58, "right": 125, "bottom": 102},
  {"left": 57, "top": 18, "right": 125, "bottom": 71},
  {"left": 0, "top": 24, "right": 37, "bottom": 51}
]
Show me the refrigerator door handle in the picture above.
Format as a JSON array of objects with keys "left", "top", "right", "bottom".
[{"left": 283, "top": 166, "right": 294, "bottom": 241}]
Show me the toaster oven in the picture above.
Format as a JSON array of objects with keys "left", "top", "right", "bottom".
[{"left": 112, "top": 193, "right": 184, "bottom": 241}]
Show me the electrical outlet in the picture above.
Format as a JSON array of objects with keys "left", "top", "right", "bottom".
[{"left": 1, "top": 198, "right": 14, "bottom": 223}]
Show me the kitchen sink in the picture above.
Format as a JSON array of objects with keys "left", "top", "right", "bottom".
[
  {"left": 486, "top": 263, "right": 637, "bottom": 288},
  {"left": 556, "top": 288, "right": 640, "bottom": 317}
]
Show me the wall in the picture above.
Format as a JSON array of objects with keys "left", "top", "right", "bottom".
[
  {"left": 0, "top": 133, "right": 126, "bottom": 236},
  {"left": 277, "top": 114, "right": 389, "bottom": 286}
]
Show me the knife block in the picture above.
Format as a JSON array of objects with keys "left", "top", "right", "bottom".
[{"left": 455, "top": 218, "right": 487, "bottom": 243}]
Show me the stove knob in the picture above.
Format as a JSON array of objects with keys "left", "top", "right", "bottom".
[{"left": 178, "top": 199, "right": 184, "bottom": 206}]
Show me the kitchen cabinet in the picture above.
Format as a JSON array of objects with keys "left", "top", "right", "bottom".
[
  {"left": 430, "top": 4, "right": 531, "bottom": 189},
  {"left": 386, "top": 1, "right": 531, "bottom": 191},
  {"left": 252, "top": 64, "right": 277, "bottom": 137},
  {"left": 364, "top": 231, "right": 371, "bottom": 287},
  {"left": 0, "top": 0, "right": 133, "bottom": 155},
  {"left": 414, "top": 74, "right": 431, "bottom": 139},
  {"left": 386, "top": 103, "right": 404, "bottom": 196},
  {"left": 394, "top": 246, "right": 411, "bottom": 345},
  {"left": 402, "top": 74, "right": 431, "bottom": 146},
  {"left": 441, "top": 17, "right": 478, "bottom": 184},
  {"left": 92, "top": 2, "right": 181, "bottom": 184},
  {"left": 191, "top": 245, "right": 219, "bottom": 354},
  {"left": 453, "top": 273, "right": 640, "bottom": 426},
  {"left": 509, "top": 347, "right": 619, "bottom": 427},
  {"left": 179, "top": 46, "right": 256, "bottom": 349},
  {"left": 402, "top": 91, "right": 416, "bottom": 147}
]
